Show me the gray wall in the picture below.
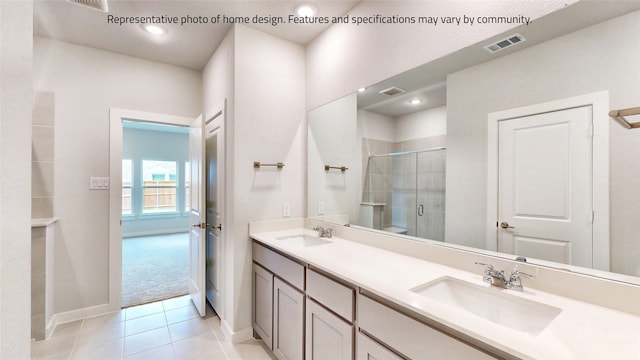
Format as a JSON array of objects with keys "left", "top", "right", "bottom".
[{"left": 1, "top": 0, "right": 33, "bottom": 357}]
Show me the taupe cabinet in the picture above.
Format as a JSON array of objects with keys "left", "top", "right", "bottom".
[
  {"left": 252, "top": 243, "right": 305, "bottom": 360},
  {"left": 252, "top": 240, "right": 501, "bottom": 360},
  {"left": 252, "top": 263, "right": 273, "bottom": 347},
  {"left": 358, "top": 294, "right": 497, "bottom": 359},
  {"left": 356, "top": 332, "right": 403, "bottom": 360},
  {"left": 305, "top": 268, "right": 355, "bottom": 360}
]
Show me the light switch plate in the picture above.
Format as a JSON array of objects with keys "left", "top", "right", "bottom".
[{"left": 90, "top": 177, "right": 110, "bottom": 190}]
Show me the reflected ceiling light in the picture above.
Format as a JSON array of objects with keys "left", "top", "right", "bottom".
[
  {"left": 142, "top": 24, "right": 167, "bottom": 35},
  {"left": 295, "top": 4, "right": 317, "bottom": 17},
  {"left": 358, "top": 87, "right": 367, "bottom": 93},
  {"left": 409, "top": 99, "right": 423, "bottom": 105}
]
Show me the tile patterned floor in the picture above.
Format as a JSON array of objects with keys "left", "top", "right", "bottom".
[{"left": 31, "top": 296, "right": 277, "bottom": 360}]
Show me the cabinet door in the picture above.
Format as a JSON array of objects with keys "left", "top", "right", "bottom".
[
  {"left": 252, "top": 263, "right": 273, "bottom": 349},
  {"left": 273, "top": 277, "right": 305, "bottom": 360},
  {"left": 357, "top": 332, "right": 403, "bottom": 360},
  {"left": 306, "top": 299, "right": 354, "bottom": 360}
]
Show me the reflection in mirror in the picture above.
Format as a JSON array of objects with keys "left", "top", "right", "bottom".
[
  {"left": 307, "top": 2, "right": 640, "bottom": 284},
  {"left": 361, "top": 148, "right": 446, "bottom": 240}
]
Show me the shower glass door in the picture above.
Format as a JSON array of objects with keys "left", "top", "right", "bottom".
[
  {"left": 416, "top": 150, "right": 446, "bottom": 241},
  {"left": 363, "top": 148, "right": 446, "bottom": 241}
]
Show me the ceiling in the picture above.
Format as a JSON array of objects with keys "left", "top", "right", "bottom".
[
  {"left": 358, "top": 1, "right": 640, "bottom": 118},
  {"left": 34, "top": 0, "right": 359, "bottom": 70},
  {"left": 34, "top": 0, "right": 640, "bottom": 116}
]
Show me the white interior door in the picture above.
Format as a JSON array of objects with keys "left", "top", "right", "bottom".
[
  {"left": 189, "top": 114, "right": 206, "bottom": 316},
  {"left": 205, "top": 103, "right": 225, "bottom": 316},
  {"left": 497, "top": 106, "right": 593, "bottom": 267}
]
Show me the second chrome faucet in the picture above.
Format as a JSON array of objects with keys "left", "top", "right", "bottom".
[
  {"left": 312, "top": 225, "right": 333, "bottom": 238},
  {"left": 475, "top": 262, "right": 534, "bottom": 291}
]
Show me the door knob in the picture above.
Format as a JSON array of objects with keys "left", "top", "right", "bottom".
[
  {"left": 214, "top": 224, "right": 222, "bottom": 231},
  {"left": 192, "top": 223, "right": 209, "bottom": 229},
  {"left": 500, "top": 222, "right": 514, "bottom": 229}
]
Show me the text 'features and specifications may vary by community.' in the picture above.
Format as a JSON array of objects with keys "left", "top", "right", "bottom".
[{"left": 106, "top": 14, "right": 532, "bottom": 27}]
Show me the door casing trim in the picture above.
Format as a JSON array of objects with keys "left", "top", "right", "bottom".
[{"left": 109, "top": 108, "right": 196, "bottom": 311}]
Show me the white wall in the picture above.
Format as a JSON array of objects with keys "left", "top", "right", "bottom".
[
  {"left": 0, "top": 1, "right": 33, "bottom": 357},
  {"left": 446, "top": 10, "right": 640, "bottom": 276},
  {"left": 306, "top": 1, "right": 572, "bottom": 110},
  {"left": 308, "top": 93, "right": 359, "bottom": 221},
  {"left": 202, "top": 24, "right": 306, "bottom": 338},
  {"left": 201, "top": 26, "right": 236, "bottom": 337},
  {"left": 395, "top": 106, "right": 447, "bottom": 142},
  {"left": 233, "top": 23, "right": 306, "bottom": 335},
  {"left": 359, "top": 109, "right": 394, "bottom": 142},
  {"left": 33, "top": 37, "right": 202, "bottom": 315}
]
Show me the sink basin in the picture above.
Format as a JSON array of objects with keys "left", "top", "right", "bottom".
[
  {"left": 410, "top": 277, "right": 561, "bottom": 335},
  {"left": 276, "top": 235, "right": 332, "bottom": 247}
]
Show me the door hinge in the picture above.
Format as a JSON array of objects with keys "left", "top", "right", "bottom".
[{"left": 590, "top": 211, "right": 595, "bottom": 223}]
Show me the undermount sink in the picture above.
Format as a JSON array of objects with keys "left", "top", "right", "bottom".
[
  {"left": 276, "top": 234, "right": 332, "bottom": 247},
  {"left": 410, "top": 276, "right": 561, "bottom": 335}
]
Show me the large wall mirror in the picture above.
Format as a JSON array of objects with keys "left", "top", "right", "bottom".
[{"left": 307, "top": 2, "right": 640, "bottom": 285}]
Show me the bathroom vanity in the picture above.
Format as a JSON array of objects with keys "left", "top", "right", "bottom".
[{"left": 250, "top": 218, "right": 640, "bottom": 360}]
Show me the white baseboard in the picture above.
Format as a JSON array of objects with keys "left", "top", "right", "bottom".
[
  {"left": 221, "top": 319, "right": 254, "bottom": 345},
  {"left": 47, "top": 303, "right": 115, "bottom": 338}
]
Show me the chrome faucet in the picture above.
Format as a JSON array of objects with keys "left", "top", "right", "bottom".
[
  {"left": 475, "top": 262, "right": 534, "bottom": 291},
  {"left": 312, "top": 225, "right": 333, "bottom": 238}
]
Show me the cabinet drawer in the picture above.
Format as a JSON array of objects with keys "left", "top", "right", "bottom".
[
  {"left": 357, "top": 332, "right": 403, "bottom": 360},
  {"left": 253, "top": 242, "right": 305, "bottom": 290},
  {"left": 358, "top": 295, "right": 496, "bottom": 359},
  {"left": 307, "top": 269, "right": 354, "bottom": 322}
]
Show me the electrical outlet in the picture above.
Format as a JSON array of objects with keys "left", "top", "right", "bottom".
[
  {"left": 283, "top": 203, "right": 290, "bottom": 217},
  {"left": 89, "top": 177, "right": 110, "bottom": 190},
  {"left": 318, "top": 201, "right": 325, "bottom": 215}
]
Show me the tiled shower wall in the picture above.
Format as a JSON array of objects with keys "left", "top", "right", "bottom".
[
  {"left": 32, "top": 91, "right": 55, "bottom": 218},
  {"left": 362, "top": 136, "right": 446, "bottom": 240}
]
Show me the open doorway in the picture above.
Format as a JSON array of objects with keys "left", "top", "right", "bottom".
[{"left": 120, "top": 120, "right": 191, "bottom": 307}]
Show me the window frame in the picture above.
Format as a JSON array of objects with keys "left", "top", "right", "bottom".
[{"left": 122, "top": 159, "right": 134, "bottom": 217}]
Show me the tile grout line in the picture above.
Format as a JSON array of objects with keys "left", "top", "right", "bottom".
[
  {"left": 161, "top": 300, "right": 178, "bottom": 359},
  {"left": 121, "top": 307, "right": 128, "bottom": 360},
  {"left": 207, "top": 319, "right": 232, "bottom": 360}
]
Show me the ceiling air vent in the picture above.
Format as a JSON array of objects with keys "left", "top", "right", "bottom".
[
  {"left": 484, "top": 33, "right": 526, "bottom": 54},
  {"left": 67, "top": 0, "right": 109, "bottom": 12},
  {"left": 379, "top": 86, "right": 406, "bottom": 96}
]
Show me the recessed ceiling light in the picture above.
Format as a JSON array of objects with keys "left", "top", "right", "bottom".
[
  {"left": 142, "top": 24, "right": 167, "bottom": 35},
  {"left": 358, "top": 87, "right": 367, "bottom": 93},
  {"left": 295, "top": 4, "right": 317, "bottom": 17},
  {"left": 409, "top": 99, "right": 423, "bottom": 105}
]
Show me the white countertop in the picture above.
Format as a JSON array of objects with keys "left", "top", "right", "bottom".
[{"left": 251, "top": 227, "right": 640, "bottom": 360}]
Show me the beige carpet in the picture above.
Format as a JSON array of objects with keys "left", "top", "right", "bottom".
[{"left": 121, "top": 233, "right": 189, "bottom": 307}]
